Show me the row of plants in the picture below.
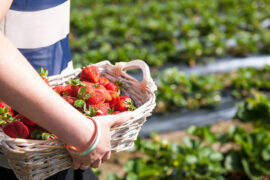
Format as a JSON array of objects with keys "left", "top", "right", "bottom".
[
  {"left": 104, "top": 92, "right": 270, "bottom": 180},
  {"left": 70, "top": 0, "right": 270, "bottom": 67},
  {"left": 156, "top": 65, "right": 270, "bottom": 112}
]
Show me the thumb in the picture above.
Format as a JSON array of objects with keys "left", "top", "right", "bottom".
[{"left": 108, "top": 112, "right": 133, "bottom": 127}]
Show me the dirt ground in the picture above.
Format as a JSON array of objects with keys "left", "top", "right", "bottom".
[{"left": 98, "top": 119, "right": 253, "bottom": 180}]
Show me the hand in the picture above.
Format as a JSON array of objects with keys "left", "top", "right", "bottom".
[{"left": 69, "top": 112, "right": 133, "bottom": 170}]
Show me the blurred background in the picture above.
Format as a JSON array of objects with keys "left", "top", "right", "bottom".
[{"left": 70, "top": 0, "right": 270, "bottom": 179}]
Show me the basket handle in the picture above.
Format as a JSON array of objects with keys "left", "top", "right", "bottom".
[{"left": 114, "top": 60, "right": 157, "bottom": 92}]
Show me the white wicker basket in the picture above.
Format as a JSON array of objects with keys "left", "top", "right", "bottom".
[{"left": 0, "top": 60, "right": 157, "bottom": 180}]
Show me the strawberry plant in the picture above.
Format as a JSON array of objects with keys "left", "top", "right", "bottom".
[
  {"left": 156, "top": 66, "right": 270, "bottom": 112},
  {"left": 155, "top": 67, "right": 223, "bottom": 112},
  {"left": 70, "top": 0, "right": 270, "bottom": 67},
  {"left": 235, "top": 91, "right": 270, "bottom": 129}
]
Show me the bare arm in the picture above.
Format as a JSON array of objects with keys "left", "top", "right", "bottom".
[
  {"left": 0, "top": 31, "right": 95, "bottom": 149},
  {"left": 0, "top": 0, "right": 12, "bottom": 21}
]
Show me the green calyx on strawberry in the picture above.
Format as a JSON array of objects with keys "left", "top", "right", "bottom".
[
  {"left": 3, "top": 121, "right": 30, "bottom": 139},
  {"left": 0, "top": 102, "right": 14, "bottom": 117},
  {"left": 30, "top": 128, "right": 57, "bottom": 140},
  {"left": 108, "top": 107, "right": 114, "bottom": 114},
  {"left": 69, "top": 79, "right": 82, "bottom": 86},
  {"left": 115, "top": 81, "right": 123, "bottom": 94},
  {"left": 80, "top": 65, "right": 100, "bottom": 83},
  {"left": 0, "top": 107, "right": 13, "bottom": 122},
  {"left": 74, "top": 99, "right": 97, "bottom": 117},
  {"left": 115, "top": 96, "right": 136, "bottom": 112},
  {"left": 84, "top": 105, "right": 98, "bottom": 117},
  {"left": 78, "top": 85, "right": 93, "bottom": 100},
  {"left": 39, "top": 67, "right": 49, "bottom": 85}
]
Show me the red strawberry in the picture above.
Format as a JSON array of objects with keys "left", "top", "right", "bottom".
[
  {"left": 53, "top": 86, "right": 65, "bottom": 96},
  {"left": 86, "top": 89, "right": 105, "bottom": 105},
  {"left": 81, "top": 81, "right": 95, "bottom": 87},
  {"left": 14, "top": 114, "right": 36, "bottom": 127},
  {"left": 113, "top": 111, "right": 121, "bottom": 114},
  {"left": 0, "top": 102, "right": 14, "bottom": 116},
  {"left": 97, "top": 84, "right": 112, "bottom": 101},
  {"left": 105, "top": 82, "right": 118, "bottom": 92},
  {"left": 39, "top": 67, "right": 49, "bottom": 86},
  {"left": 98, "top": 77, "right": 110, "bottom": 86},
  {"left": 108, "top": 91, "right": 120, "bottom": 108},
  {"left": 80, "top": 66, "right": 100, "bottom": 83},
  {"left": 41, "top": 77, "right": 49, "bottom": 86},
  {"left": 73, "top": 81, "right": 95, "bottom": 98},
  {"left": 63, "top": 84, "right": 75, "bottom": 97},
  {"left": 91, "top": 103, "right": 110, "bottom": 116},
  {"left": 3, "top": 121, "right": 30, "bottom": 139},
  {"left": 64, "top": 96, "right": 75, "bottom": 105},
  {"left": 114, "top": 96, "right": 136, "bottom": 112}
]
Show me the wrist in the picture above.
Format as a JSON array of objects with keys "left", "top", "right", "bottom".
[
  {"left": 70, "top": 117, "right": 95, "bottom": 150},
  {"left": 66, "top": 117, "right": 98, "bottom": 153}
]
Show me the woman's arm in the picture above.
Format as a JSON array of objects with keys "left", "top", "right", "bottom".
[
  {"left": 0, "top": 0, "right": 12, "bottom": 21},
  {"left": 0, "top": 30, "right": 95, "bottom": 149}
]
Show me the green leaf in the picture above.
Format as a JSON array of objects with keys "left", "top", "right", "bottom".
[
  {"left": 187, "top": 125, "right": 197, "bottom": 134},
  {"left": 106, "top": 172, "right": 121, "bottom": 180},
  {"left": 78, "top": 86, "right": 87, "bottom": 98},
  {"left": 78, "top": 86, "right": 93, "bottom": 100},
  {"left": 209, "top": 152, "right": 223, "bottom": 162},
  {"left": 183, "top": 137, "right": 193, "bottom": 149},
  {"left": 242, "top": 158, "right": 262, "bottom": 180},
  {"left": 224, "top": 152, "right": 242, "bottom": 171},
  {"left": 185, "top": 155, "right": 198, "bottom": 165},
  {"left": 39, "top": 67, "right": 48, "bottom": 77},
  {"left": 126, "top": 172, "right": 138, "bottom": 180},
  {"left": 69, "top": 79, "right": 81, "bottom": 86},
  {"left": 108, "top": 107, "right": 114, "bottom": 114},
  {"left": 262, "top": 144, "right": 270, "bottom": 161},
  {"left": 124, "top": 159, "right": 143, "bottom": 174},
  {"left": 74, "top": 99, "right": 85, "bottom": 108}
]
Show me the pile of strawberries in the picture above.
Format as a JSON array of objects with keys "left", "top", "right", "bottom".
[
  {"left": 0, "top": 66, "right": 136, "bottom": 140},
  {"left": 53, "top": 65, "right": 136, "bottom": 116},
  {"left": 0, "top": 101, "right": 57, "bottom": 140}
]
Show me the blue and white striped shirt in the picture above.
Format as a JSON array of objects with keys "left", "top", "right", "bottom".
[{"left": 0, "top": 0, "right": 72, "bottom": 76}]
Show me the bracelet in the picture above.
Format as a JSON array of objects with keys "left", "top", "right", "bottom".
[{"left": 66, "top": 117, "right": 100, "bottom": 156}]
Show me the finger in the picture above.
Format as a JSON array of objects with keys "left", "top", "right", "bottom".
[
  {"left": 110, "top": 112, "right": 133, "bottom": 127},
  {"left": 80, "top": 164, "right": 90, "bottom": 170},
  {"left": 72, "top": 159, "right": 81, "bottom": 170},
  {"left": 102, "top": 151, "right": 111, "bottom": 162},
  {"left": 91, "top": 160, "right": 102, "bottom": 168}
]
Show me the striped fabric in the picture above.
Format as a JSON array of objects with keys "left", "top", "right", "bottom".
[{"left": 0, "top": 0, "right": 72, "bottom": 76}]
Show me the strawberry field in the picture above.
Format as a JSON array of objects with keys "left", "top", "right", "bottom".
[{"left": 68, "top": 0, "right": 270, "bottom": 179}]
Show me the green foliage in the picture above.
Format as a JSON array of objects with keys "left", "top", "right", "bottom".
[
  {"left": 155, "top": 68, "right": 223, "bottom": 111},
  {"left": 70, "top": 0, "right": 270, "bottom": 67},
  {"left": 108, "top": 126, "right": 270, "bottom": 180},
  {"left": 221, "top": 66, "right": 270, "bottom": 98},
  {"left": 156, "top": 66, "right": 270, "bottom": 112},
  {"left": 235, "top": 92, "right": 270, "bottom": 129}
]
